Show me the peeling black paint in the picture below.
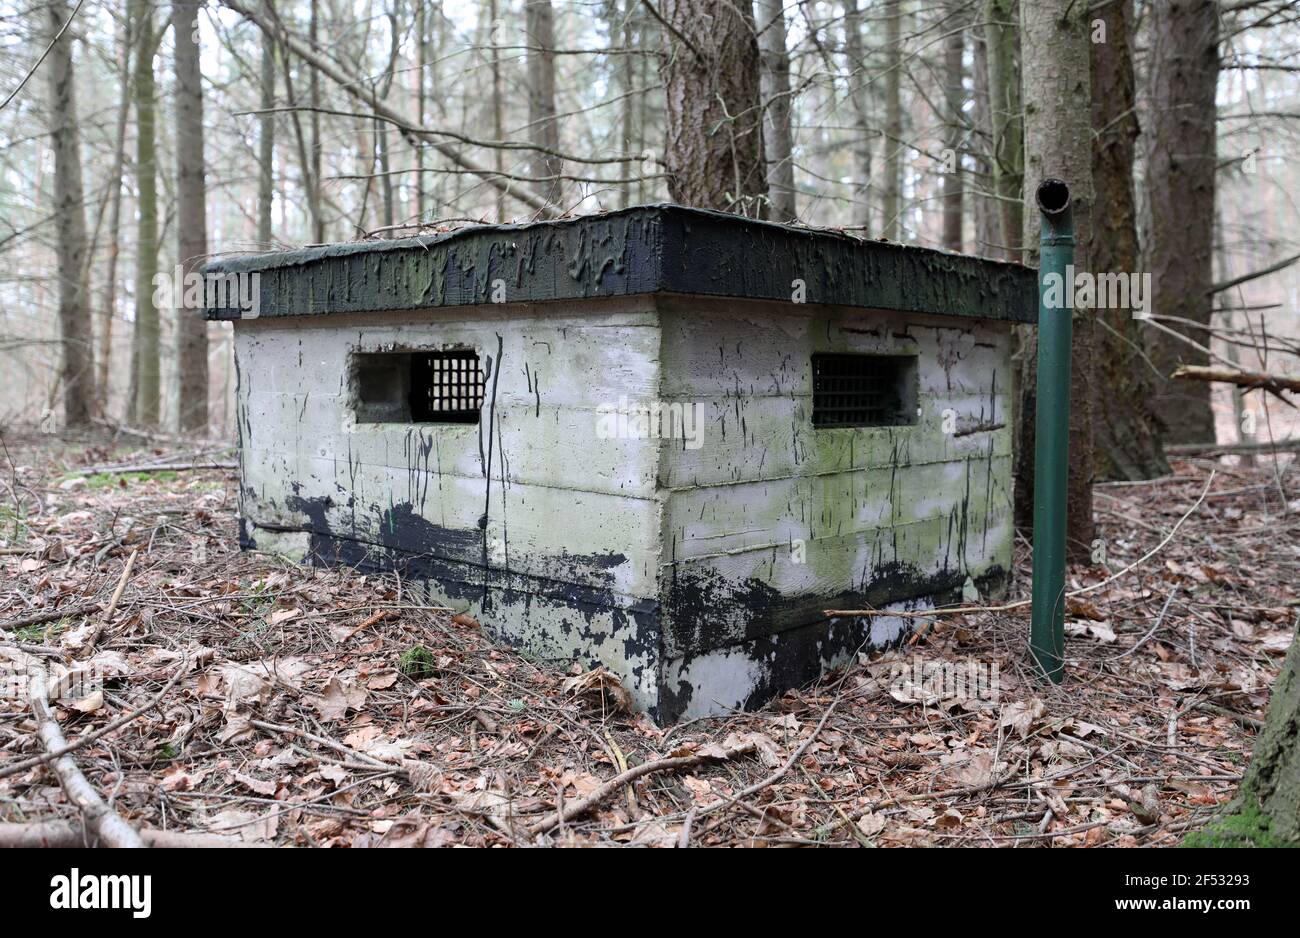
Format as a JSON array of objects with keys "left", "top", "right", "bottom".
[{"left": 661, "top": 558, "right": 999, "bottom": 659}]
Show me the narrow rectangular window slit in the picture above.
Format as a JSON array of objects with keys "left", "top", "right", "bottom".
[
  {"left": 352, "top": 350, "right": 484, "bottom": 424},
  {"left": 811, "top": 353, "right": 917, "bottom": 428}
]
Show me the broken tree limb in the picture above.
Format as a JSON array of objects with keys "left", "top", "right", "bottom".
[
  {"left": 26, "top": 660, "right": 145, "bottom": 848},
  {"left": 218, "top": 0, "right": 556, "bottom": 219},
  {"left": 0, "top": 655, "right": 189, "bottom": 781},
  {"left": 0, "top": 604, "right": 96, "bottom": 632},
  {"left": 78, "top": 460, "right": 236, "bottom": 475},
  {"left": 0, "top": 820, "right": 258, "bottom": 848},
  {"left": 1171, "top": 365, "right": 1300, "bottom": 398},
  {"left": 527, "top": 739, "right": 759, "bottom": 837},
  {"left": 1207, "top": 250, "right": 1300, "bottom": 295}
]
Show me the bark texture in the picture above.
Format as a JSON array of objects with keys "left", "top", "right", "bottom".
[
  {"left": 257, "top": 25, "right": 275, "bottom": 244},
  {"left": 659, "top": 0, "right": 769, "bottom": 215},
  {"left": 96, "top": 9, "right": 132, "bottom": 413},
  {"left": 526, "top": 0, "right": 562, "bottom": 206},
  {"left": 843, "top": 0, "right": 873, "bottom": 232},
  {"left": 1144, "top": 0, "right": 1220, "bottom": 444},
  {"left": 130, "top": 0, "right": 160, "bottom": 428},
  {"left": 757, "top": 0, "right": 797, "bottom": 221},
  {"left": 1015, "top": 0, "right": 1095, "bottom": 558},
  {"left": 881, "top": 0, "right": 903, "bottom": 238},
  {"left": 43, "top": 0, "right": 93, "bottom": 428},
  {"left": 1188, "top": 632, "right": 1300, "bottom": 846},
  {"left": 1090, "top": 0, "right": 1169, "bottom": 481},
  {"left": 984, "top": 0, "right": 1022, "bottom": 260},
  {"left": 941, "top": 12, "right": 965, "bottom": 252},
  {"left": 174, "top": 0, "right": 209, "bottom": 432}
]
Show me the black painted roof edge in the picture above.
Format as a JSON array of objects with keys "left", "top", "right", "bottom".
[{"left": 200, "top": 203, "right": 1036, "bottom": 324}]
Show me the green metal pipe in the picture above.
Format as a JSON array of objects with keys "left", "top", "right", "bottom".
[{"left": 1029, "top": 178, "right": 1073, "bottom": 683}]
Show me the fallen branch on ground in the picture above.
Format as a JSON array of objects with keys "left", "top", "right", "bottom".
[
  {"left": 78, "top": 548, "right": 137, "bottom": 655},
  {"left": 0, "top": 820, "right": 258, "bottom": 848},
  {"left": 78, "top": 460, "right": 237, "bottom": 475},
  {"left": 0, "top": 655, "right": 189, "bottom": 781},
  {"left": 527, "top": 737, "right": 760, "bottom": 837},
  {"left": 0, "top": 604, "right": 97, "bottom": 632},
  {"left": 25, "top": 659, "right": 144, "bottom": 848}
]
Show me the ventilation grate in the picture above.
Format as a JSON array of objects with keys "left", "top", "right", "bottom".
[
  {"left": 811, "top": 353, "right": 914, "bottom": 428},
  {"left": 414, "top": 350, "right": 484, "bottom": 423}
]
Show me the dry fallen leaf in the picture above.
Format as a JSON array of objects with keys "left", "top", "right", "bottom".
[{"left": 308, "top": 677, "right": 367, "bottom": 722}]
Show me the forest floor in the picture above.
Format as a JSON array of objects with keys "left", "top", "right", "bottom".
[{"left": 1, "top": 428, "right": 1296, "bottom": 847}]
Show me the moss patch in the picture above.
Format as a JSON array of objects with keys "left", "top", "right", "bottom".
[
  {"left": 398, "top": 645, "right": 437, "bottom": 681},
  {"left": 1182, "top": 801, "right": 1295, "bottom": 848}
]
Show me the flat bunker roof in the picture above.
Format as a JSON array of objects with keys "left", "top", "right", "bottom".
[{"left": 201, "top": 204, "right": 1035, "bottom": 323}]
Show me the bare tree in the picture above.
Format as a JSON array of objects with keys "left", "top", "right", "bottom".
[
  {"left": 258, "top": 17, "right": 276, "bottom": 245},
  {"left": 940, "top": 10, "right": 965, "bottom": 252},
  {"left": 657, "top": 0, "right": 769, "bottom": 215},
  {"left": 173, "top": 0, "right": 209, "bottom": 432},
  {"left": 881, "top": 0, "right": 903, "bottom": 238},
  {"left": 129, "top": 0, "right": 161, "bottom": 428},
  {"left": 984, "top": 0, "right": 1022, "bottom": 259},
  {"left": 1016, "top": 0, "right": 1095, "bottom": 558},
  {"left": 1145, "top": 0, "right": 1221, "bottom": 444},
  {"left": 96, "top": 6, "right": 132, "bottom": 415},
  {"left": 526, "top": 0, "right": 562, "bottom": 206},
  {"left": 757, "top": 0, "right": 796, "bottom": 222},
  {"left": 308, "top": 0, "right": 323, "bottom": 241},
  {"left": 843, "top": 0, "right": 873, "bottom": 233},
  {"left": 42, "top": 0, "right": 93, "bottom": 427},
  {"left": 1091, "top": 0, "right": 1168, "bottom": 480},
  {"left": 489, "top": 0, "right": 505, "bottom": 220}
]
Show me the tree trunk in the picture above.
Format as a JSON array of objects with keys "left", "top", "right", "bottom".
[
  {"left": 970, "top": 26, "right": 999, "bottom": 257},
  {"left": 881, "top": 0, "right": 903, "bottom": 239},
  {"left": 257, "top": 24, "right": 275, "bottom": 244},
  {"left": 1090, "top": 0, "right": 1169, "bottom": 481},
  {"left": 130, "top": 0, "right": 160, "bottom": 428},
  {"left": 940, "top": 11, "right": 965, "bottom": 252},
  {"left": 489, "top": 0, "right": 505, "bottom": 220},
  {"left": 1188, "top": 632, "right": 1300, "bottom": 846},
  {"left": 1015, "top": 0, "right": 1095, "bottom": 559},
  {"left": 415, "top": 0, "right": 427, "bottom": 220},
  {"left": 757, "top": 0, "right": 796, "bottom": 222},
  {"left": 617, "top": 0, "right": 640, "bottom": 209},
  {"left": 843, "top": 0, "right": 873, "bottom": 233},
  {"left": 526, "top": 0, "right": 562, "bottom": 206},
  {"left": 1144, "top": 0, "right": 1219, "bottom": 445},
  {"left": 984, "top": 0, "right": 1022, "bottom": 260},
  {"left": 43, "top": 0, "right": 93, "bottom": 428},
  {"left": 173, "top": 0, "right": 209, "bottom": 433},
  {"left": 658, "top": 0, "right": 769, "bottom": 216},
  {"left": 308, "top": 0, "right": 324, "bottom": 241},
  {"left": 96, "top": 7, "right": 132, "bottom": 417}
]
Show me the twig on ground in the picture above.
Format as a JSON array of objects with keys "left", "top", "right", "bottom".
[
  {"left": 0, "top": 820, "right": 258, "bottom": 848},
  {"left": 0, "top": 655, "right": 189, "bottom": 781},
  {"left": 24, "top": 658, "right": 144, "bottom": 848}
]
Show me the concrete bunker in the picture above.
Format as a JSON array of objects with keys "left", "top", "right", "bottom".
[{"left": 203, "top": 204, "right": 1036, "bottom": 723}]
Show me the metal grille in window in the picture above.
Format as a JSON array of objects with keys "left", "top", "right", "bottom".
[
  {"left": 413, "top": 350, "right": 484, "bottom": 424},
  {"left": 811, "top": 353, "right": 913, "bottom": 428}
]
